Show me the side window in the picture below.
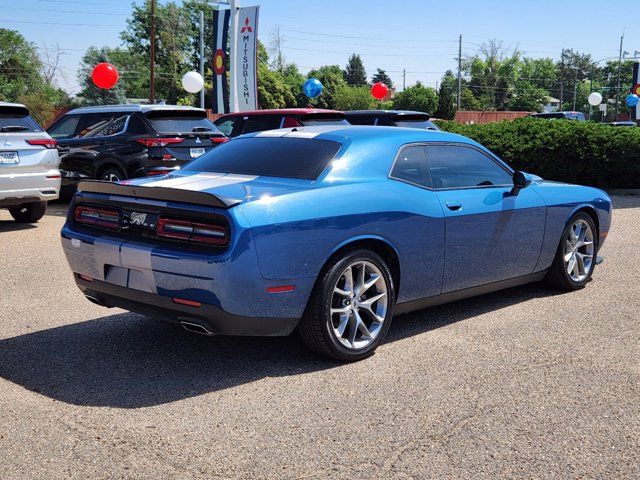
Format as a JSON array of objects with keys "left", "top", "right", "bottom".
[
  {"left": 390, "top": 145, "right": 431, "bottom": 188},
  {"left": 282, "top": 116, "right": 299, "bottom": 128},
  {"left": 47, "top": 115, "right": 81, "bottom": 139},
  {"left": 425, "top": 145, "right": 512, "bottom": 189},
  {"left": 77, "top": 114, "right": 129, "bottom": 138},
  {"left": 241, "top": 115, "right": 282, "bottom": 134},
  {"left": 215, "top": 118, "right": 238, "bottom": 136}
]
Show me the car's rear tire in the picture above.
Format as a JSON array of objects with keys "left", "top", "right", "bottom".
[
  {"left": 298, "top": 249, "right": 395, "bottom": 362},
  {"left": 99, "top": 166, "right": 126, "bottom": 182},
  {"left": 9, "top": 201, "right": 47, "bottom": 223},
  {"left": 545, "top": 212, "right": 598, "bottom": 291}
]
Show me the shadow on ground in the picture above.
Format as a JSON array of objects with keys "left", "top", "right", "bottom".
[{"left": 0, "top": 282, "right": 559, "bottom": 408}]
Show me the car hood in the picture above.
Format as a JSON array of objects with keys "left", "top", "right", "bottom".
[{"left": 118, "top": 171, "right": 315, "bottom": 207}]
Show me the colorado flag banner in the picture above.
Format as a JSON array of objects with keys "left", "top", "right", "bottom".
[
  {"left": 633, "top": 62, "right": 639, "bottom": 122},
  {"left": 231, "top": 6, "right": 259, "bottom": 111},
  {"left": 212, "top": 9, "right": 230, "bottom": 114}
]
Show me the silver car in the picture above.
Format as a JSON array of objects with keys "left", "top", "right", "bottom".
[{"left": 0, "top": 103, "right": 60, "bottom": 223}]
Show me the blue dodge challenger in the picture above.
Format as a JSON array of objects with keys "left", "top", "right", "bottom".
[{"left": 61, "top": 126, "right": 611, "bottom": 361}]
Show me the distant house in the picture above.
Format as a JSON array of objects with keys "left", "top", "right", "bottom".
[{"left": 542, "top": 97, "right": 560, "bottom": 113}]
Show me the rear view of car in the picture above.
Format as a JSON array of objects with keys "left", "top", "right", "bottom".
[
  {"left": 0, "top": 103, "right": 60, "bottom": 223},
  {"left": 214, "top": 109, "right": 348, "bottom": 137},
  {"left": 47, "top": 105, "right": 226, "bottom": 188}
]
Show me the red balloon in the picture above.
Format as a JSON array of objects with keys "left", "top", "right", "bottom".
[
  {"left": 92, "top": 63, "right": 119, "bottom": 89},
  {"left": 371, "top": 82, "right": 388, "bottom": 100}
]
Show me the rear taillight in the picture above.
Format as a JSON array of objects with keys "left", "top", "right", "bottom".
[
  {"left": 26, "top": 138, "right": 57, "bottom": 149},
  {"left": 211, "top": 137, "right": 228, "bottom": 144},
  {"left": 74, "top": 205, "right": 120, "bottom": 230},
  {"left": 156, "top": 217, "right": 228, "bottom": 246},
  {"left": 136, "top": 137, "right": 185, "bottom": 148}
]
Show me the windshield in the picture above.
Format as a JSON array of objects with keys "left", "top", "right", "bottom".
[
  {"left": 0, "top": 115, "right": 42, "bottom": 132},
  {"left": 182, "top": 137, "right": 341, "bottom": 180}
]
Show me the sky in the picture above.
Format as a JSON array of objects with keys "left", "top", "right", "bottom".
[{"left": 2, "top": 0, "right": 639, "bottom": 95}]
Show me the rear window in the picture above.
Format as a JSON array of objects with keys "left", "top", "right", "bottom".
[
  {"left": 241, "top": 115, "right": 282, "bottom": 135},
  {"left": 0, "top": 113, "right": 42, "bottom": 132},
  {"left": 182, "top": 137, "right": 341, "bottom": 180},
  {"left": 346, "top": 115, "right": 377, "bottom": 125},
  {"left": 148, "top": 117, "right": 218, "bottom": 134},
  {"left": 394, "top": 119, "right": 439, "bottom": 131},
  {"left": 300, "top": 116, "right": 349, "bottom": 126}
]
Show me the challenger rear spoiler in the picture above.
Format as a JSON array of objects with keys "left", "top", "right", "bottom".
[{"left": 77, "top": 181, "right": 241, "bottom": 209}]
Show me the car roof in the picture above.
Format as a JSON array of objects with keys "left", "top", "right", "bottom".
[
  {"left": 216, "top": 108, "right": 344, "bottom": 119},
  {"left": 0, "top": 102, "right": 28, "bottom": 110},
  {"left": 243, "top": 125, "right": 467, "bottom": 144},
  {"left": 345, "top": 110, "right": 430, "bottom": 117},
  {"left": 65, "top": 104, "right": 206, "bottom": 115}
]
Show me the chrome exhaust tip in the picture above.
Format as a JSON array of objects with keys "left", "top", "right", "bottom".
[{"left": 180, "top": 320, "right": 214, "bottom": 336}]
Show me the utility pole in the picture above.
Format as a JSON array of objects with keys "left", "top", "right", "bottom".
[
  {"left": 559, "top": 48, "right": 564, "bottom": 110},
  {"left": 402, "top": 69, "right": 406, "bottom": 90},
  {"left": 149, "top": 0, "right": 156, "bottom": 104},
  {"left": 572, "top": 68, "right": 578, "bottom": 111},
  {"left": 199, "top": 10, "right": 205, "bottom": 108},
  {"left": 615, "top": 32, "right": 624, "bottom": 117},
  {"left": 457, "top": 34, "right": 462, "bottom": 111}
]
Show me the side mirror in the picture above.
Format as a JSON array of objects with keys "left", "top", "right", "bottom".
[{"left": 510, "top": 171, "right": 531, "bottom": 195}]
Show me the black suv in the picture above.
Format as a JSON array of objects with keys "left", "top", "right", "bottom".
[
  {"left": 47, "top": 105, "right": 226, "bottom": 187},
  {"left": 345, "top": 110, "right": 439, "bottom": 130}
]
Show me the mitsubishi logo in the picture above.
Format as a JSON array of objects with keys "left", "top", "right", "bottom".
[
  {"left": 195, "top": 136, "right": 201, "bottom": 144},
  {"left": 240, "top": 17, "right": 253, "bottom": 33},
  {"left": 4, "top": 139, "right": 11, "bottom": 147}
]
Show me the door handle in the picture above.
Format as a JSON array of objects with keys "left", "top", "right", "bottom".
[{"left": 445, "top": 201, "right": 462, "bottom": 211}]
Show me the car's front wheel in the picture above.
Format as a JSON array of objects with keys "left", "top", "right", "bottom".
[
  {"left": 99, "top": 167, "right": 126, "bottom": 182},
  {"left": 545, "top": 212, "right": 597, "bottom": 290},
  {"left": 9, "top": 201, "right": 47, "bottom": 223},
  {"left": 298, "top": 249, "right": 395, "bottom": 361}
]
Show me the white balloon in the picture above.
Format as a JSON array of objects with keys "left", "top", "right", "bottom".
[
  {"left": 588, "top": 92, "right": 603, "bottom": 106},
  {"left": 182, "top": 71, "right": 204, "bottom": 93}
]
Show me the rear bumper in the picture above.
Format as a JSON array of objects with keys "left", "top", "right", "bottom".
[
  {"left": 76, "top": 276, "right": 299, "bottom": 336},
  {"left": 0, "top": 169, "right": 60, "bottom": 205}
]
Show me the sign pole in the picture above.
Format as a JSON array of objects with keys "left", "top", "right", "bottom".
[{"left": 229, "top": 0, "right": 240, "bottom": 113}]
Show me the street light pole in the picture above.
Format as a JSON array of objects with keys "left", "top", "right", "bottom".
[
  {"left": 615, "top": 33, "right": 624, "bottom": 117},
  {"left": 149, "top": 0, "right": 156, "bottom": 104},
  {"left": 456, "top": 34, "right": 462, "bottom": 111}
]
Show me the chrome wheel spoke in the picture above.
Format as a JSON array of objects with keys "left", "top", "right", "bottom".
[
  {"left": 566, "top": 254, "right": 577, "bottom": 275},
  {"left": 335, "top": 314, "right": 350, "bottom": 337},
  {"left": 359, "top": 291, "right": 386, "bottom": 308},
  {"left": 354, "top": 310, "right": 371, "bottom": 339},
  {"left": 331, "top": 306, "right": 351, "bottom": 315}
]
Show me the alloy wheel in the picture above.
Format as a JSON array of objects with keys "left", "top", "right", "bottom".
[
  {"left": 330, "top": 260, "right": 388, "bottom": 350},
  {"left": 564, "top": 218, "right": 595, "bottom": 282},
  {"left": 102, "top": 172, "right": 122, "bottom": 182}
]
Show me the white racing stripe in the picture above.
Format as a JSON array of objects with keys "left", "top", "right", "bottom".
[{"left": 144, "top": 172, "right": 226, "bottom": 188}]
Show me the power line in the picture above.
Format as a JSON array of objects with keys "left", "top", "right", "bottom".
[
  {"left": 2, "top": 6, "right": 129, "bottom": 16},
  {"left": 0, "top": 18, "right": 122, "bottom": 27}
]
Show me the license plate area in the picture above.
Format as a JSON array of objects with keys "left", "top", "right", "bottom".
[
  {"left": 190, "top": 147, "right": 205, "bottom": 158},
  {"left": 0, "top": 151, "right": 19, "bottom": 165}
]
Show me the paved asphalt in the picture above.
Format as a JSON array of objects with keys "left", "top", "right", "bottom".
[{"left": 0, "top": 196, "right": 638, "bottom": 479}]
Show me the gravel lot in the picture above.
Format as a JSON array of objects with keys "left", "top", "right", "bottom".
[{"left": 0, "top": 196, "right": 638, "bottom": 479}]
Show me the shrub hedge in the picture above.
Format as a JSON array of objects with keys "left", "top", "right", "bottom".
[{"left": 435, "top": 118, "right": 640, "bottom": 189}]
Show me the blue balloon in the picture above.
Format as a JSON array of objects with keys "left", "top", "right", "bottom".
[
  {"left": 303, "top": 78, "right": 323, "bottom": 98},
  {"left": 626, "top": 94, "right": 639, "bottom": 108}
]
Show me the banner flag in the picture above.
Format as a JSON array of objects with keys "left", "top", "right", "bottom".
[
  {"left": 231, "top": 6, "right": 259, "bottom": 111},
  {"left": 633, "top": 62, "right": 639, "bottom": 122},
  {"left": 212, "top": 9, "right": 230, "bottom": 114}
]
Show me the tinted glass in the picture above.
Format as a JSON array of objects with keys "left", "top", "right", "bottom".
[
  {"left": 48, "top": 114, "right": 81, "bottom": 138},
  {"left": 390, "top": 146, "right": 431, "bottom": 188},
  {"left": 425, "top": 145, "right": 512, "bottom": 189},
  {"left": 149, "top": 117, "right": 218, "bottom": 134},
  {"left": 0, "top": 114, "right": 42, "bottom": 132},
  {"left": 394, "top": 120, "right": 439, "bottom": 131},
  {"left": 126, "top": 114, "right": 148, "bottom": 135},
  {"left": 346, "top": 115, "right": 377, "bottom": 125},
  {"left": 77, "top": 114, "right": 129, "bottom": 138},
  {"left": 182, "top": 137, "right": 341, "bottom": 180},
  {"left": 241, "top": 116, "right": 282, "bottom": 134},
  {"left": 301, "top": 118, "right": 349, "bottom": 126},
  {"left": 215, "top": 118, "right": 239, "bottom": 136}
]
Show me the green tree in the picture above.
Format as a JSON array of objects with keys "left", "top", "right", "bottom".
[
  {"left": 121, "top": 0, "right": 192, "bottom": 104},
  {"left": 435, "top": 70, "right": 456, "bottom": 119},
  {"left": 393, "top": 81, "right": 437, "bottom": 113},
  {"left": 334, "top": 85, "right": 375, "bottom": 110},
  {"left": 371, "top": 68, "right": 393, "bottom": 89},
  {"left": 77, "top": 47, "right": 128, "bottom": 105},
  {"left": 344, "top": 54, "right": 367, "bottom": 86},
  {"left": 306, "top": 65, "right": 346, "bottom": 109}
]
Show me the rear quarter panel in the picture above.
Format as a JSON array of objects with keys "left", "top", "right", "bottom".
[{"left": 236, "top": 179, "right": 446, "bottom": 303}]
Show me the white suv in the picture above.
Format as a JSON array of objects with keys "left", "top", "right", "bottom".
[{"left": 0, "top": 103, "right": 60, "bottom": 223}]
